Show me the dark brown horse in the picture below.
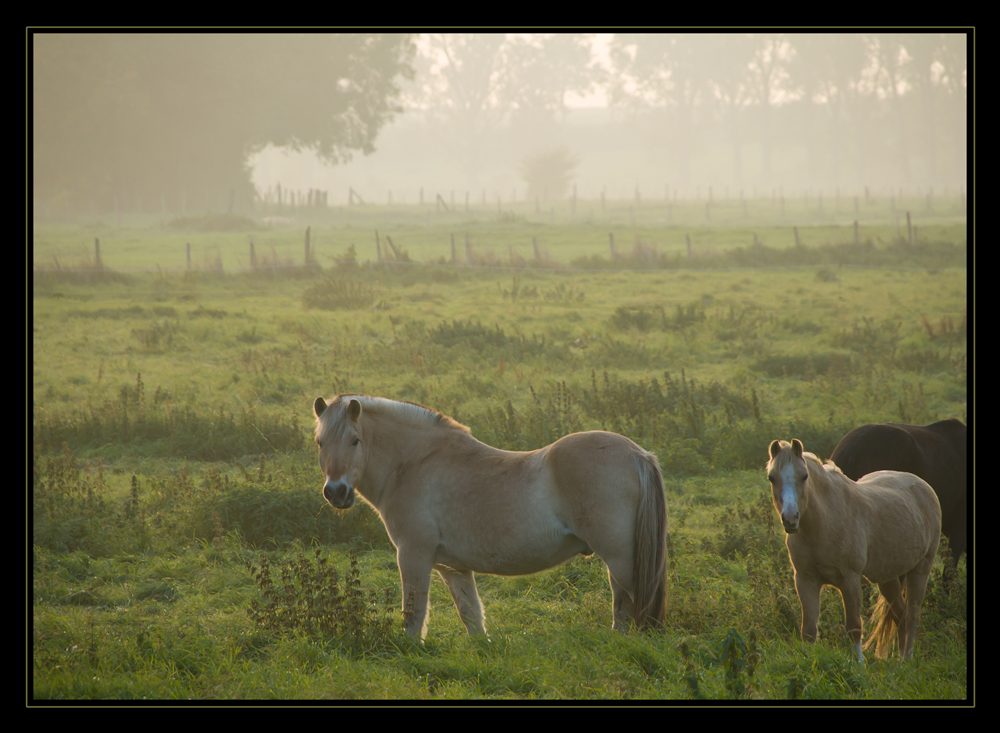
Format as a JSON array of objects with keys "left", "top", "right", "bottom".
[{"left": 831, "top": 419, "right": 967, "bottom": 568}]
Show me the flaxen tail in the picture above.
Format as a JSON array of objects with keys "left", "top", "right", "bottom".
[
  {"left": 633, "top": 452, "right": 668, "bottom": 630},
  {"left": 864, "top": 592, "right": 905, "bottom": 659}
]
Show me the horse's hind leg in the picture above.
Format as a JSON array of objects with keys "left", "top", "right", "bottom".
[
  {"left": 604, "top": 560, "right": 635, "bottom": 631},
  {"left": 436, "top": 565, "right": 486, "bottom": 635},
  {"left": 901, "top": 559, "right": 934, "bottom": 658}
]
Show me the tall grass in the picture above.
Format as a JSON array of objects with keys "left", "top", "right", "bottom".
[{"left": 32, "top": 220, "right": 967, "bottom": 701}]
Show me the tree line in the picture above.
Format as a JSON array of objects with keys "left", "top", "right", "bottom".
[{"left": 31, "top": 32, "right": 967, "bottom": 216}]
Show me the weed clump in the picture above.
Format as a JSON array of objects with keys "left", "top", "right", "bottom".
[
  {"left": 301, "top": 276, "right": 381, "bottom": 310},
  {"left": 33, "top": 444, "right": 151, "bottom": 556},
  {"left": 244, "top": 548, "right": 400, "bottom": 655}
]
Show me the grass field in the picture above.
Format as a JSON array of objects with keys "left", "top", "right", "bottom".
[{"left": 31, "top": 198, "right": 969, "bottom": 702}]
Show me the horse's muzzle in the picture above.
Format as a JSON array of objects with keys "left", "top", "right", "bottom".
[
  {"left": 323, "top": 480, "right": 355, "bottom": 509},
  {"left": 781, "top": 508, "right": 799, "bottom": 534}
]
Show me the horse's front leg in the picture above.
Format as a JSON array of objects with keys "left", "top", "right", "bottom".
[
  {"left": 435, "top": 565, "right": 486, "bottom": 635},
  {"left": 793, "top": 569, "right": 822, "bottom": 644},
  {"left": 397, "top": 548, "right": 434, "bottom": 640}
]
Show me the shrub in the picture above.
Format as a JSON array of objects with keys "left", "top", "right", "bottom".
[{"left": 244, "top": 548, "right": 401, "bottom": 655}]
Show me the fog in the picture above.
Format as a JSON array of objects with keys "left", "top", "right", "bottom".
[{"left": 32, "top": 32, "right": 968, "bottom": 217}]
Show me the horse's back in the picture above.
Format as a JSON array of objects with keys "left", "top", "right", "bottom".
[
  {"left": 545, "top": 431, "right": 650, "bottom": 495},
  {"left": 854, "top": 470, "right": 941, "bottom": 581},
  {"left": 831, "top": 420, "right": 965, "bottom": 554},
  {"left": 831, "top": 423, "right": 924, "bottom": 480},
  {"left": 542, "top": 430, "right": 653, "bottom": 529},
  {"left": 832, "top": 420, "right": 965, "bottom": 483},
  {"left": 856, "top": 470, "right": 941, "bottom": 521}
]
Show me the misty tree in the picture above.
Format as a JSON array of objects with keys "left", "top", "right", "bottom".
[
  {"left": 518, "top": 147, "right": 580, "bottom": 201},
  {"left": 698, "top": 34, "right": 759, "bottom": 187},
  {"left": 32, "top": 33, "right": 416, "bottom": 215},
  {"left": 894, "top": 33, "right": 967, "bottom": 183},
  {"left": 872, "top": 34, "right": 916, "bottom": 179},
  {"left": 407, "top": 33, "right": 598, "bottom": 190},
  {"left": 786, "top": 33, "right": 873, "bottom": 186},
  {"left": 743, "top": 35, "right": 795, "bottom": 184},
  {"left": 609, "top": 32, "right": 966, "bottom": 190},
  {"left": 609, "top": 33, "right": 714, "bottom": 187}
]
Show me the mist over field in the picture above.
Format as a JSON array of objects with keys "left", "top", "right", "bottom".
[
  {"left": 33, "top": 32, "right": 967, "bottom": 219},
  {"left": 31, "top": 32, "right": 969, "bottom": 702}
]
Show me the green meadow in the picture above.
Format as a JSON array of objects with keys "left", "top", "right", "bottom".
[{"left": 31, "top": 197, "right": 968, "bottom": 701}]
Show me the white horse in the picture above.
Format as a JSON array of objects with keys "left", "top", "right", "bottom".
[{"left": 314, "top": 394, "right": 668, "bottom": 639}]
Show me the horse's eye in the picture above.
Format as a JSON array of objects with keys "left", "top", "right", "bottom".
[{"left": 352, "top": 438, "right": 360, "bottom": 447}]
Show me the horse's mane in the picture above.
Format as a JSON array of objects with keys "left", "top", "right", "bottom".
[
  {"left": 769, "top": 443, "right": 849, "bottom": 490},
  {"left": 339, "top": 394, "right": 471, "bottom": 434}
]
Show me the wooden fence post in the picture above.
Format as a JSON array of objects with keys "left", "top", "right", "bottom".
[
  {"left": 186, "top": 242, "right": 191, "bottom": 269},
  {"left": 794, "top": 226, "right": 801, "bottom": 248},
  {"left": 386, "top": 236, "right": 402, "bottom": 261},
  {"left": 376, "top": 230, "right": 382, "bottom": 262},
  {"left": 305, "top": 226, "right": 311, "bottom": 265},
  {"left": 609, "top": 232, "right": 616, "bottom": 259},
  {"left": 465, "top": 234, "right": 471, "bottom": 266},
  {"left": 451, "top": 233, "right": 456, "bottom": 264},
  {"left": 250, "top": 239, "right": 256, "bottom": 270},
  {"left": 907, "top": 211, "right": 912, "bottom": 245},
  {"left": 533, "top": 236, "right": 540, "bottom": 263},
  {"left": 853, "top": 221, "right": 860, "bottom": 246},
  {"left": 95, "top": 238, "right": 102, "bottom": 269}
]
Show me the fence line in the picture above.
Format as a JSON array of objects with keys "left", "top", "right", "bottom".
[{"left": 31, "top": 258, "right": 966, "bottom": 275}]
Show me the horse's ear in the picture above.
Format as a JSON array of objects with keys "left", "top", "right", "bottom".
[
  {"left": 314, "top": 397, "right": 327, "bottom": 418},
  {"left": 769, "top": 440, "right": 782, "bottom": 460},
  {"left": 348, "top": 398, "right": 362, "bottom": 422},
  {"left": 791, "top": 439, "right": 803, "bottom": 457}
]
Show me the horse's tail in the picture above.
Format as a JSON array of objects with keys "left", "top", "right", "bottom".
[
  {"left": 632, "top": 451, "right": 668, "bottom": 630},
  {"left": 864, "top": 590, "right": 905, "bottom": 659}
]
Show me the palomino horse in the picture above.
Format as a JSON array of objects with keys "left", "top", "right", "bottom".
[
  {"left": 313, "top": 394, "right": 668, "bottom": 639},
  {"left": 766, "top": 439, "right": 940, "bottom": 660},
  {"left": 831, "top": 419, "right": 967, "bottom": 569}
]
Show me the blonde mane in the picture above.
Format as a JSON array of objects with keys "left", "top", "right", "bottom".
[{"left": 321, "top": 394, "right": 470, "bottom": 435}]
